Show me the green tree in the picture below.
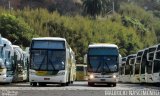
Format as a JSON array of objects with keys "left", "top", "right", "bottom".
[
  {"left": 83, "top": 0, "right": 108, "bottom": 18},
  {"left": 0, "top": 14, "right": 36, "bottom": 46}
]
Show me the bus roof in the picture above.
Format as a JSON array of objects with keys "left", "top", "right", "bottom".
[
  {"left": 89, "top": 43, "right": 118, "bottom": 48},
  {"left": 127, "top": 54, "right": 136, "bottom": 58},
  {"left": 32, "top": 37, "right": 66, "bottom": 41}
]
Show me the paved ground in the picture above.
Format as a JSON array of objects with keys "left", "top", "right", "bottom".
[{"left": 0, "top": 81, "right": 160, "bottom": 96}]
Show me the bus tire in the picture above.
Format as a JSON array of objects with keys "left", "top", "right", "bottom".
[
  {"left": 112, "top": 83, "right": 116, "bottom": 87},
  {"left": 88, "top": 82, "right": 94, "bottom": 86},
  {"left": 39, "top": 83, "right": 46, "bottom": 86},
  {"left": 32, "top": 82, "right": 37, "bottom": 87},
  {"left": 66, "top": 82, "right": 69, "bottom": 86},
  {"left": 61, "top": 83, "right": 66, "bottom": 86},
  {"left": 30, "top": 83, "right": 32, "bottom": 86}
]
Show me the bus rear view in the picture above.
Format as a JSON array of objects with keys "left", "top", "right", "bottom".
[{"left": 85, "top": 44, "right": 120, "bottom": 87}]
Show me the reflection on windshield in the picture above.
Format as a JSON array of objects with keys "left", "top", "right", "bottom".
[
  {"left": 88, "top": 56, "right": 118, "bottom": 73},
  {"left": 31, "top": 50, "right": 65, "bottom": 71},
  {"left": 4, "top": 51, "right": 12, "bottom": 71},
  {"left": 0, "top": 47, "right": 2, "bottom": 58}
]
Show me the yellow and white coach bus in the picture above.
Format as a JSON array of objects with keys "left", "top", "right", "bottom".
[
  {"left": 0, "top": 37, "right": 14, "bottom": 83},
  {"left": 29, "top": 37, "right": 76, "bottom": 86},
  {"left": 85, "top": 43, "right": 121, "bottom": 87}
]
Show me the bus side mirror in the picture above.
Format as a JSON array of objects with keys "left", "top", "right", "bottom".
[
  {"left": 155, "top": 51, "right": 160, "bottom": 60},
  {"left": 84, "top": 54, "right": 87, "bottom": 64},
  {"left": 118, "top": 54, "right": 122, "bottom": 65}
]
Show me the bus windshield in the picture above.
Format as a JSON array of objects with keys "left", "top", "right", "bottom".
[
  {"left": 31, "top": 50, "right": 65, "bottom": 71},
  {"left": 88, "top": 55, "right": 118, "bottom": 73}
]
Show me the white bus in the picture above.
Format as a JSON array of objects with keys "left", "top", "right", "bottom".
[
  {"left": 151, "top": 44, "right": 160, "bottom": 84},
  {"left": 12, "top": 45, "right": 28, "bottom": 82},
  {"left": 146, "top": 45, "right": 157, "bottom": 83},
  {"left": 134, "top": 50, "right": 144, "bottom": 83},
  {"left": 85, "top": 44, "right": 120, "bottom": 87},
  {"left": 0, "top": 37, "right": 14, "bottom": 83},
  {"left": 129, "top": 55, "right": 136, "bottom": 83},
  {"left": 140, "top": 48, "right": 149, "bottom": 83},
  {"left": 124, "top": 54, "right": 136, "bottom": 83},
  {"left": 29, "top": 37, "right": 76, "bottom": 86},
  {"left": 119, "top": 57, "right": 127, "bottom": 83}
]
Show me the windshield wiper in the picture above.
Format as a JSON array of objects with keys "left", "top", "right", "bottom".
[
  {"left": 95, "top": 61, "right": 102, "bottom": 72},
  {"left": 48, "top": 58, "right": 56, "bottom": 70},
  {"left": 38, "top": 55, "right": 46, "bottom": 70},
  {"left": 104, "top": 61, "right": 111, "bottom": 72}
]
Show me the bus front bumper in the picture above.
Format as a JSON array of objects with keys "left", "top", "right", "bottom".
[
  {"left": 88, "top": 77, "right": 117, "bottom": 83},
  {"left": 0, "top": 75, "right": 13, "bottom": 83},
  {"left": 29, "top": 74, "right": 67, "bottom": 83}
]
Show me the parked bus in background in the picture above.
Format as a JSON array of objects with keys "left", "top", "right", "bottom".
[
  {"left": 25, "top": 47, "right": 30, "bottom": 81},
  {"left": 124, "top": 54, "right": 136, "bottom": 83},
  {"left": 119, "top": 57, "right": 127, "bottom": 83},
  {"left": 76, "top": 64, "right": 87, "bottom": 81},
  {"left": 0, "top": 37, "right": 14, "bottom": 83},
  {"left": 140, "top": 48, "right": 149, "bottom": 83},
  {"left": 69, "top": 48, "right": 76, "bottom": 83},
  {"left": 29, "top": 37, "right": 75, "bottom": 86},
  {"left": 146, "top": 45, "right": 157, "bottom": 83},
  {"left": 134, "top": 50, "right": 144, "bottom": 83},
  {"left": 12, "top": 45, "right": 28, "bottom": 82},
  {"left": 129, "top": 55, "right": 136, "bottom": 83},
  {"left": 85, "top": 43, "right": 120, "bottom": 87},
  {"left": 151, "top": 44, "right": 160, "bottom": 84}
]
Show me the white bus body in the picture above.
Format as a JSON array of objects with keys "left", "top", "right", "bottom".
[
  {"left": 133, "top": 50, "right": 144, "bottom": 84},
  {"left": 0, "top": 37, "right": 14, "bottom": 83},
  {"left": 124, "top": 54, "right": 136, "bottom": 83},
  {"left": 129, "top": 56, "right": 136, "bottom": 83},
  {"left": 29, "top": 37, "right": 75, "bottom": 86},
  {"left": 152, "top": 44, "right": 160, "bottom": 83},
  {"left": 146, "top": 45, "right": 157, "bottom": 83},
  {"left": 119, "top": 57, "right": 127, "bottom": 83},
  {"left": 140, "top": 48, "right": 148, "bottom": 83},
  {"left": 86, "top": 44, "right": 120, "bottom": 87},
  {"left": 12, "top": 45, "right": 27, "bottom": 82}
]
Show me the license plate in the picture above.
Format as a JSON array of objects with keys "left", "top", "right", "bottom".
[
  {"left": 101, "top": 79, "right": 105, "bottom": 81},
  {"left": 44, "top": 78, "right": 50, "bottom": 80}
]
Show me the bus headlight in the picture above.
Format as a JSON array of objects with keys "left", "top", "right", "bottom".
[
  {"left": 89, "top": 74, "right": 94, "bottom": 79},
  {"left": 113, "top": 75, "right": 116, "bottom": 78}
]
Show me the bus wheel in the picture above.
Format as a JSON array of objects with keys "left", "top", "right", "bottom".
[
  {"left": 39, "top": 83, "right": 46, "bottom": 86},
  {"left": 66, "top": 82, "right": 70, "bottom": 86},
  {"left": 30, "top": 83, "right": 33, "bottom": 86},
  {"left": 32, "top": 82, "right": 37, "bottom": 87},
  {"left": 112, "top": 83, "right": 116, "bottom": 87},
  {"left": 61, "top": 83, "right": 66, "bottom": 86},
  {"left": 88, "top": 82, "right": 94, "bottom": 86},
  {"left": 70, "top": 81, "right": 73, "bottom": 84}
]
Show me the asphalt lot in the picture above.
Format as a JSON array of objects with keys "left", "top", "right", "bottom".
[{"left": 0, "top": 81, "right": 160, "bottom": 96}]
